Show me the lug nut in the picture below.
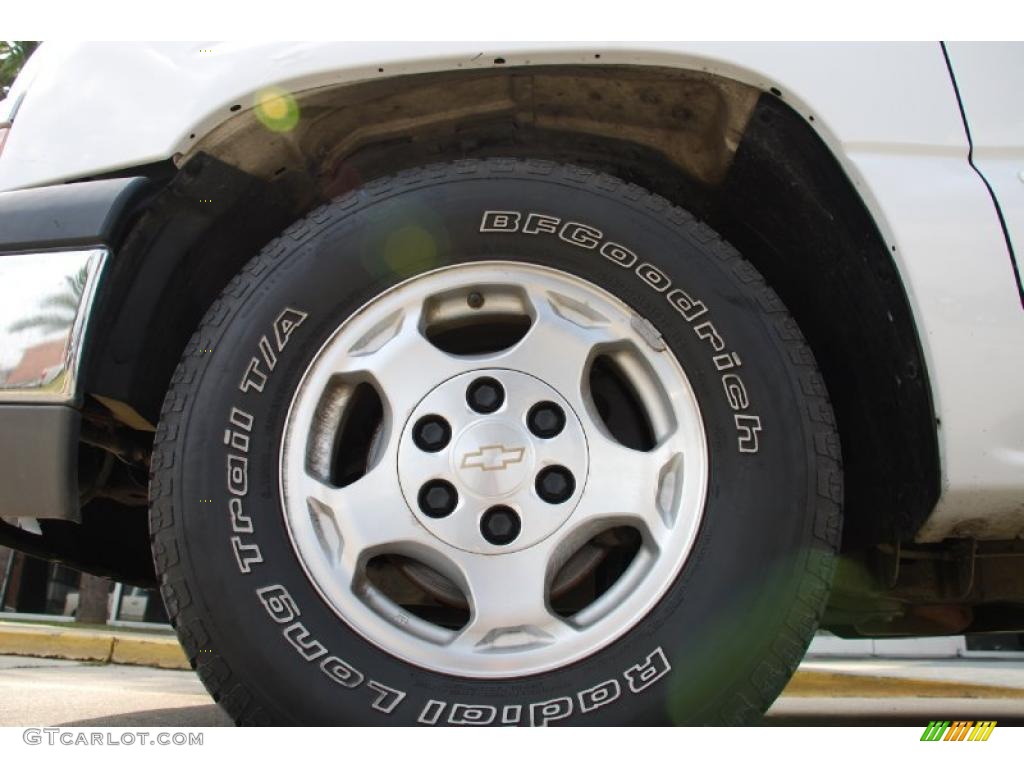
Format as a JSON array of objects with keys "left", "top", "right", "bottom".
[
  {"left": 527, "top": 401, "right": 566, "bottom": 438},
  {"left": 480, "top": 505, "right": 521, "bottom": 545},
  {"left": 418, "top": 479, "right": 458, "bottom": 518},
  {"left": 536, "top": 465, "right": 575, "bottom": 504},
  {"left": 466, "top": 376, "right": 505, "bottom": 414},
  {"left": 413, "top": 414, "right": 451, "bottom": 452}
]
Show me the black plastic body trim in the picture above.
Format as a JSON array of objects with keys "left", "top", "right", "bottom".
[
  {"left": 713, "top": 95, "right": 941, "bottom": 546},
  {"left": 0, "top": 405, "right": 79, "bottom": 521},
  {"left": 0, "top": 176, "right": 149, "bottom": 253}
]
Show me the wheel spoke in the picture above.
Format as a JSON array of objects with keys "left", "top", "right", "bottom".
[
  {"left": 346, "top": 309, "right": 468, "bottom": 420},
  {"left": 571, "top": 433, "right": 683, "bottom": 544},
  {"left": 450, "top": 549, "right": 570, "bottom": 652},
  {"left": 496, "top": 287, "right": 628, "bottom": 401},
  {"left": 294, "top": 464, "right": 431, "bottom": 574}
]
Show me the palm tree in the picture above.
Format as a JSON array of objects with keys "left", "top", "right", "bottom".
[
  {"left": 76, "top": 573, "right": 113, "bottom": 625},
  {"left": 9, "top": 266, "right": 87, "bottom": 336},
  {"left": 0, "top": 41, "right": 39, "bottom": 97}
]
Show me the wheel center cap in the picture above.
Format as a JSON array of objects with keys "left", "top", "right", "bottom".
[
  {"left": 453, "top": 422, "right": 534, "bottom": 497},
  {"left": 398, "top": 369, "right": 589, "bottom": 554}
]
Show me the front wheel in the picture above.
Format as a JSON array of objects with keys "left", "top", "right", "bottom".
[{"left": 150, "top": 158, "right": 841, "bottom": 725}]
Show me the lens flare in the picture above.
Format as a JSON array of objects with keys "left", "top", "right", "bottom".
[
  {"left": 254, "top": 87, "right": 300, "bottom": 133},
  {"left": 382, "top": 225, "right": 438, "bottom": 277}
]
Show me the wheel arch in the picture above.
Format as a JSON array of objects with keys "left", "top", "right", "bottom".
[{"left": 80, "top": 64, "right": 940, "bottom": 549}]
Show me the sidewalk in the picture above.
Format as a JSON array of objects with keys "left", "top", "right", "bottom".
[
  {"left": 0, "top": 619, "right": 188, "bottom": 670},
  {"left": 2, "top": 617, "right": 1024, "bottom": 701}
]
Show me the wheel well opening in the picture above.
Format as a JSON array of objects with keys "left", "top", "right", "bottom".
[{"left": 77, "top": 66, "right": 938, "bottom": 586}]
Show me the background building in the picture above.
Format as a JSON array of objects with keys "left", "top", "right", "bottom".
[{"left": 0, "top": 545, "right": 167, "bottom": 625}]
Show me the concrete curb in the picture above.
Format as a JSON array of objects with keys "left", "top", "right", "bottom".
[
  {"left": 110, "top": 635, "right": 190, "bottom": 669},
  {"left": 784, "top": 669, "right": 1024, "bottom": 699},
  {"left": 3, "top": 622, "right": 1024, "bottom": 699},
  {"left": 0, "top": 623, "right": 189, "bottom": 670}
]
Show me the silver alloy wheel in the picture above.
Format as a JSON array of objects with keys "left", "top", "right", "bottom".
[{"left": 280, "top": 261, "right": 708, "bottom": 678}]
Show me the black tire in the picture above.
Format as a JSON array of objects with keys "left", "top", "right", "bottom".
[{"left": 150, "top": 158, "right": 842, "bottom": 726}]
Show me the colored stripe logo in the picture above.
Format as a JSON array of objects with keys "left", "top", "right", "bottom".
[{"left": 920, "top": 720, "right": 996, "bottom": 741}]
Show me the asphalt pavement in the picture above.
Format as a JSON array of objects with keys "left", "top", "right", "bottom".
[
  {"left": 0, "top": 655, "right": 230, "bottom": 727},
  {"left": 2, "top": 654, "right": 1024, "bottom": 726}
]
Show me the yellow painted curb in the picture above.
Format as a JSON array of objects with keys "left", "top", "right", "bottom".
[
  {"left": 0, "top": 625, "right": 112, "bottom": 662},
  {"left": 785, "top": 669, "right": 1024, "bottom": 699},
  {"left": 110, "top": 635, "right": 190, "bottom": 670},
  {"left": 0, "top": 623, "right": 189, "bottom": 670},
  {"left": 3, "top": 622, "right": 1023, "bottom": 697}
]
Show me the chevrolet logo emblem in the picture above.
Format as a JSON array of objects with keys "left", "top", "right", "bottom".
[{"left": 460, "top": 444, "right": 526, "bottom": 471}]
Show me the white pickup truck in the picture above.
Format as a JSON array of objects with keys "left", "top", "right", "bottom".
[{"left": 0, "top": 42, "right": 1021, "bottom": 726}]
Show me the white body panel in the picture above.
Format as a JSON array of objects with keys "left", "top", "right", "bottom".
[
  {"left": 3, "top": 42, "right": 1022, "bottom": 540},
  {"left": 944, "top": 43, "right": 1024, "bottom": 258}
]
